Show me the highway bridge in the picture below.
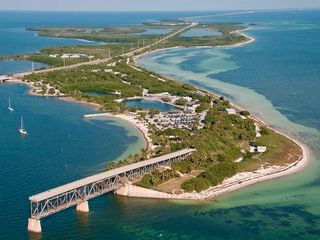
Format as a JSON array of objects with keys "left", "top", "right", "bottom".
[{"left": 27, "top": 148, "right": 196, "bottom": 233}]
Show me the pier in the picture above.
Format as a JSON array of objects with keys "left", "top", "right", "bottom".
[{"left": 27, "top": 148, "right": 195, "bottom": 233}]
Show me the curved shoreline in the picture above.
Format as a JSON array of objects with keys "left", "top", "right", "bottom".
[
  {"left": 6, "top": 78, "right": 151, "bottom": 153},
  {"left": 5, "top": 28, "right": 310, "bottom": 201},
  {"left": 127, "top": 30, "right": 310, "bottom": 200},
  {"left": 83, "top": 112, "right": 152, "bottom": 152},
  {"left": 132, "top": 28, "right": 255, "bottom": 64}
]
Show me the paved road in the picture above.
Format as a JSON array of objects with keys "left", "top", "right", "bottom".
[{"left": 13, "top": 22, "right": 197, "bottom": 78}]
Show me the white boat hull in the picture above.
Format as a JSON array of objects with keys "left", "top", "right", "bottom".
[{"left": 19, "top": 129, "right": 28, "bottom": 135}]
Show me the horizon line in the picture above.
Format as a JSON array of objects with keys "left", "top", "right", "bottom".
[{"left": 0, "top": 7, "right": 319, "bottom": 12}]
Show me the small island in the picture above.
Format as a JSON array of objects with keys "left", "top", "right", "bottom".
[{"left": 6, "top": 20, "right": 307, "bottom": 200}]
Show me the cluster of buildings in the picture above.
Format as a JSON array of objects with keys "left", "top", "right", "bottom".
[
  {"left": 26, "top": 80, "right": 61, "bottom": 96},
  {"left": 225, "top": 108, "right": 237, "bottom": 115},
  {"left": 90, "top": 68, "right": 128, "bottom": 79},
  {"left": 49, "top": 53, "right": 94, "bottom": 59},
  {"left": 142, "top": 90, "right": 201, "bottom": 112}
]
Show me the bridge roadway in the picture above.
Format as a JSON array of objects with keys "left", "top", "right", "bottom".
[{"left": 27, "top": 148, "right": 195, "bottom": 233}]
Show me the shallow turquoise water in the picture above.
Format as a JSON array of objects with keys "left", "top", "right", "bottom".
[
  {"left": 125, "top": 99, "right": 177, "bottom": 111},
  {"left": 138, "top": 28, "right": 174, "bottom": 35},
  {"left": 138, "top": 9, "right": 320, "bottom": 239},
  {"left": 1, "top": 10, "right": 320, "bottom": 240},
  {"left": 0, "top": 83, "right": 146, "bottom": 239}
]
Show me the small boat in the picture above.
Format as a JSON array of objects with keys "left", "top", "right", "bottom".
[
  {"left": 19, "top": 117, "right": 28, "bottom": 135},
  {"left": 8, "top": 97, "right": 14, "bottom": 112}
]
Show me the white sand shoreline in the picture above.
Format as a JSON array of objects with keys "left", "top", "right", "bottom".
[
  {"left": 133, "top": 28, "right": 255, "bottom": 64},
  {"left": 120, "top": 29, "right": 311, "bottom": 201},
  {"left": 4, "top": 28, "right": 310, "bottom": 202},
  {"left": 6, "top": 78, "right": 152, "bottom": 152},
  {"left": 116, "top": 139, "right": 309, "bottom": 201},
  {"left": 10, "top": 77, "right": 309, "bottom": 202},
  {"left": 84, "top": 112, "right": 153, "bottom": 152}
]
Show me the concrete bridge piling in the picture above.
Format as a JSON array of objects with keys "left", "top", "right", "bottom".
[{"left": 27, "top": 148, "right": 195, "bottom": 233}]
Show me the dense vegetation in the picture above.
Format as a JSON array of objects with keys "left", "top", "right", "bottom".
[
  {"left": 1, "top": 22, "right": 250, "bottom": 68},
  {"left": 137, "top": 97, "right": 257, "bottom": 192},
  {"left": 24, "top": 59, "right": 206, "bottom": 112},
  {"left": 17, "top": 20, "right": 301, "bottom": 194},
  {"left": 28, "top": 25, "right": 174, "bottom": 44}
]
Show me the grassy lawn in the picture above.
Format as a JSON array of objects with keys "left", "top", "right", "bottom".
[{"left": 154, "top": 170, "right": 203, "bottom": 194}]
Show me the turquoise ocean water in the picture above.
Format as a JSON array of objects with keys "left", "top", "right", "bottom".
[
  {"left": 0, "top": 10, "right": 320, "bottom": 239},
  {"left": 125, "top": 99, "right": 177, "bottom": 111},
  {"left": 138, "top": 9, "right": 320, "bottom": 240}
]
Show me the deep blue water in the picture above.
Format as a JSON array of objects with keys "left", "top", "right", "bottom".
[
  {"left": 0, "top": 83, "right": 145, "bottom": 239},
  {"left": 125, "top": 99, "right": 177, "bottom": 111},
  {"left": 141, "top": 9, "right": 320, "bottom": 131},
  {"left": 0, "top": 60, "right": 47, "bottom": 75},
  {"left": 0, "top": 11, "right": 220, "bottom": 75},
  {"left": 138, "top": 9, "right": 320, "bottom": 240},
  {"left": 1, "top": 10, "right": 320, "bottom": 240},
  {"left": 0, "top": 27, "right": 96, "bottom": 56},
  {"left": 0, "top": 10, "right": 224, "bottom": 56},
  {"left": 197, "top": 9, "right": 320, "bottom": 131}
]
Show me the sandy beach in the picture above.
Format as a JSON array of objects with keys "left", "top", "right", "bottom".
[
  {"left": 133, "top": 28, "right": 255, "bottom": 64},
  {"left": 121, "top": 29, "right": 311, "bottom": 201},
  {"left": 11, "top": 71, "right": 309, "bottom": 202},
  {"left": 6, "top": 77, "right": 152, "bottom": 152},
  {"left": 84, "top": 112, "right": 153, "bottom": 152},
  {"left": 5, "top": 27, "right": 310, "bottom": 202},
  {"left": 116, "top": 138, "right": 309, "bottom": 201}
]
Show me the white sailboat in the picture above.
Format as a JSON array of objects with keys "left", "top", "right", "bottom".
[
  {"left": 8, "top": 97, "right": 14, "bottom": 112},
  {"left": 19, "top": 117, "right": 28, "bottom": 135}
]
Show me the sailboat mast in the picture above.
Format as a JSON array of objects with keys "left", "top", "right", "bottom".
[{"left": 21, "top": 117, "right": 24, "bottom": 130}]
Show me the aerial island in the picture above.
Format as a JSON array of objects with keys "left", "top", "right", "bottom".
[{"left": 6, "top": 20, "right": 307, "bottom": 200}]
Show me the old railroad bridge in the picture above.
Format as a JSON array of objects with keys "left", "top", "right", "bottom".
[{"left": 27, "top": 148, "right": 195, "bottom": 233}]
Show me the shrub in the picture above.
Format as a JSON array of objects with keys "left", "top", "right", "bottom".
[
  {"left": 175, "top": 98, "right": 188, "bottom": 106},
  {"left": 240, "top": 111, "right": 250, "bottom": 116},
  {"left": 181, "top": 178, "right": 211, "bottom": 192}
]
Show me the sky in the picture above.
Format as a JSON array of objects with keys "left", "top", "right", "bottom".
[{"left": 0, "top": 0, "right": 320, "bottom": 11}]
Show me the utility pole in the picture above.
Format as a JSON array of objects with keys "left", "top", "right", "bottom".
[
  {"left": 31, "top": 61, "right": 34, "bottom": 72},
  {"left": 63, "top": 58, "right": 66, "bottom": 67},
  {"left": 122, "top": 46, "right": 125, "bottom": 55},
  {"left": 108, "top": 49, "right": 111, "bottom": 58}
]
